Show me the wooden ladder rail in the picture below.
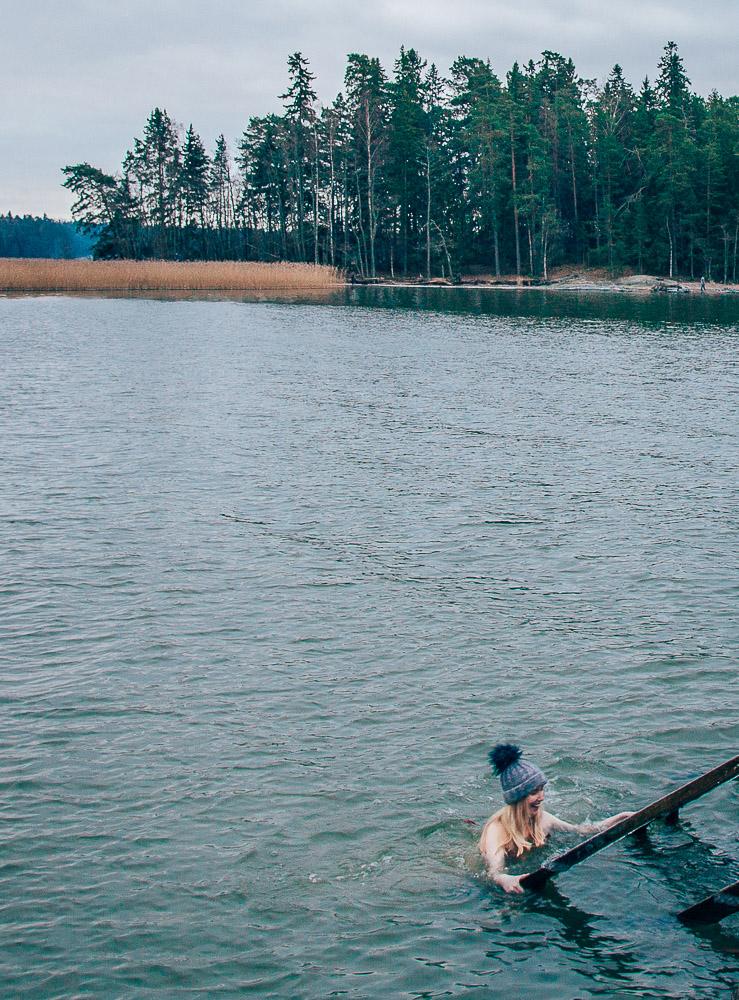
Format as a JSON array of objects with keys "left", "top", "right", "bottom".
[
  {"left": 678, "top": 879, "right": 739, "bottom": 924},
  {"left": 521, "top": 753, "right": 739, "bottom": 892}
]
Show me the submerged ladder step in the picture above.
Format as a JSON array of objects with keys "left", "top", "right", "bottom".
[{"left": 678, "top": 880, "right": 739, "bottom": 924}]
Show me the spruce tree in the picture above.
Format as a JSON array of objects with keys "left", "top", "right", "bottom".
[
  {"left": 387, "top": 47, "right": 428, "bottom": 275},
  {"left": 180, "top": 125, "right": 210, "bottom": 257},
  {"left": 280, "top": 52, "right": 318, "bottom": 260}
]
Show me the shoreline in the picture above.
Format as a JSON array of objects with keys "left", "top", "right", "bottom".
[
  {"left": 352, "top": 274, "right": 739, "bottom": 297},
  {"left": 3, "top": 283, "right": 736, "bottom": 299},
  {"left": 0, "top": 258, "right": 736, "bottom": 296}
]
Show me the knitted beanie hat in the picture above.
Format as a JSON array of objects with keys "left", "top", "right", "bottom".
[{"left": 489, "top": 744, "right": 547, "bottom": 804}]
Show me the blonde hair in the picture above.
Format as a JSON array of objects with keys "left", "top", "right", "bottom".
[{"left": 480, "top": 798, "right": 546, "bottom": 858}]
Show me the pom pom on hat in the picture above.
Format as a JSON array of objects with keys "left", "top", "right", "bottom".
[{"left": 489, "top": 743, "right": 522, "bottom": 775}]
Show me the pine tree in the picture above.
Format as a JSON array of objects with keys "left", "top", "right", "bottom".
[
  {"left": 280, "top": 52, "right": 318, "bottom": 260},
  {"left": 128, "top": 108, "right": 182, "bottom": 257},
  {"left": 345, "top": 54, "right": 388, "bottom": 277},
  {"left": 180, "top": 125, "right": 210, "bottom": 257},
  {"left": 421, "top": 63, "right": 456, "bottom": 278},
  {"left": 386, "top": 47, "right": 428, "bottom": 275},
  {"left": 239, "top": 115, "right": 290, "bottom": 260},
  {"left": 589, "top": 65, "right": 636, "bottom": 270},
  {"left": 317, "top": 97, "right": 350, "bottom": 267},
  {"left": 652, "top": 42, "right": 697, "bottom": 276},
  {"left": 696, "top": 91, "right": 739, "bottom": 281},
  {"left": 630, "top": 77, "right": 658, "bottom": 272},
  {"left": 62, "top": 163, "right": 139, "bottom": 258},
  {"left": 211, "top": 135, "right": 235, "bottom": 258},
  {"left": 451, "top": 57, "right": 507, "bottom": 274}
]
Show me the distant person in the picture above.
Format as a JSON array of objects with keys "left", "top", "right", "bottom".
[
  {"left": 480, "top": 744, "right": 632, "bottom": 894},
  {"left": 700, "top": 275, "right": 706, "bottom": 293}
]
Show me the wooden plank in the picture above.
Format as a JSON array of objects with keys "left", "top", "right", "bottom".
[
  {"left": 521, "top": 754, "right": 739, "bottom": 891},
  {"left": 677, "top": 880, "right": 739, "bottom": 924}
]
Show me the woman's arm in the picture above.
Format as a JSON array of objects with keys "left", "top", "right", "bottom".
[
  {"left": 544, "top": 810, "right": 633, "bottom": 836},
  {"left": 480, "top": 820, "right": 526, "bottom": 894}
]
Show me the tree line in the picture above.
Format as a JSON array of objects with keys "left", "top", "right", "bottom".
[
  {"left": 0, "top": 213, "right": 93, "bottom": 259},
  {"left": 63, "top": 43, "right": 739, "bottom": 281}
]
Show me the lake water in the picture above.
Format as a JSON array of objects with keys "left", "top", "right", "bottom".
[{"left": 2, "top": 289, "right": 738, "bottom": 998}]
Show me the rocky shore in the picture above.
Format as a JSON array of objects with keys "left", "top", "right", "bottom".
[{"left": 349, "top": 269, "right": 739, "bottom": 296}]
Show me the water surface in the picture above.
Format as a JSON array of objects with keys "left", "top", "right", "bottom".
[{"left": 1, "top": 290, "right": 738, "bottom": 998}]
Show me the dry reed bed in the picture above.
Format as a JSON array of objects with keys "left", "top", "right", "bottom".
[{"left": 0, "top": 258, "right": 343, "bottom": 291}]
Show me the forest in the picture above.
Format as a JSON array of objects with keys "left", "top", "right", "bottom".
[
  {"left": 62, "top": 42, "right": 738, "bottom": 281},
  {"left": 0, "top": 213, "right": 93, "bottom": 259}
]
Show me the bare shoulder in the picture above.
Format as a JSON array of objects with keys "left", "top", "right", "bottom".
[{"left": 479, "top": 815, "right": 505, "bottom": 853}]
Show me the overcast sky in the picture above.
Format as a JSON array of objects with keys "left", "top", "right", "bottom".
[{"left": 2, "top": 0, "right": 736, "bottom": 218}]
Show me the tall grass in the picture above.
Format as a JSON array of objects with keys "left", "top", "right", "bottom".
[{"left": 0, "top": 258, "right": 343, "bottom": 291}]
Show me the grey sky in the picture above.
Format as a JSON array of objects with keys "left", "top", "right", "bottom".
[{"left": 2, "top": 0, "right": 736, "bottom": 218}]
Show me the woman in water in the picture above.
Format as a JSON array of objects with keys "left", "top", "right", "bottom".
[{"left": 480, "top": 744, "right": 632, "bottom": 894}]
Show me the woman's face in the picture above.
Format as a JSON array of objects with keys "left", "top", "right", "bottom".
[{"left": 525, "top": 786, "right": 545, "bottom": 815}]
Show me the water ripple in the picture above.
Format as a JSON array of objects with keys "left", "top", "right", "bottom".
[{"left": 1, "top": 296, "right": 737, "bottom": 998}]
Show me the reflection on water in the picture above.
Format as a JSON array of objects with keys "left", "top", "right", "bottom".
[
  {"left": 344, "top": 284, "right": 739, "bottom": 325},
  {"left": 518, "top": 883, "right": 641, "bottom": 986},
  {"left": 6, "top": 282, "right": 739, "bottom": 324},
  {"left": 1, "top": 293, "right": 737, "bottom": 998}
]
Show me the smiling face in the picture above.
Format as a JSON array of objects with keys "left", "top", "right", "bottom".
[{"left": 524, "top": 786, "right": 545, "bottom": 816}]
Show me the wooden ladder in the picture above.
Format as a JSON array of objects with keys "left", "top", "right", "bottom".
[{"left": 519, "top": 753, "right": 739, "bottom": 923}]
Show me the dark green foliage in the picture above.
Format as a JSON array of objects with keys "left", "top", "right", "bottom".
[
  {"left": 181, "top": 124, "right": 210, "bottom": 255},
  {"left": 589, "top": 65, "right": 638, "bottom": 269},
  {"left": 0, "top": 213, "right": 94, "bottom": 258},
  {"left": 60, "top": 44, "right": 739, "bottom": 279},
  {"left": 385, "top": 47, "right": 429, "bottom": 275},
  {"left": 280, "top": 52, "right": 318, "bottom": 261},
  {"left": 344, "top": 53, "right": 389, "bottom": 276},
  {"left": 450, "top": 57, "right": 506, "bottom": 274}
]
